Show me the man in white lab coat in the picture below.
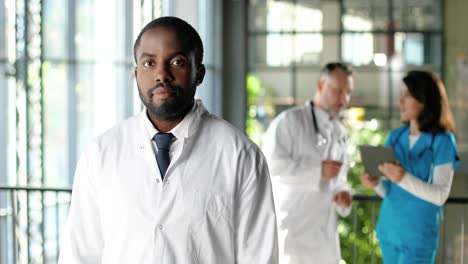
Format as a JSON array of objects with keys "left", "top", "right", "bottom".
[
  {"left": 263, "top": 63, "right": 354, "bottom": 264},
  {"left": 59, "top": 16, "right": 278, "bottom": 264}
]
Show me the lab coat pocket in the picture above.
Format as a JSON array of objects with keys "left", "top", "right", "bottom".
[{"left": 187, "top": 190, "right": 234, "bottom": 263}]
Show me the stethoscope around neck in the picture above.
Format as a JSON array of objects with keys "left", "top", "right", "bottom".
[{"left": 310, "top": 101, "right": 328, "bottom": 146}]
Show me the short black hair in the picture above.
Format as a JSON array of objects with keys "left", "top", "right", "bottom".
[
  {"left": 321, "top": 62, "right": 353, "bottom": 77},
  {"left": 133, "top": 16, "right": 204, "bottom": 66},
  {"left": 403, "top": 70, "right": 450, "bottom": 133}
]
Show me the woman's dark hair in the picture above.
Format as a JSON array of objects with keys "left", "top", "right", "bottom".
[{"left": 403, "top": 70, "right": 456, "bottom": 134}]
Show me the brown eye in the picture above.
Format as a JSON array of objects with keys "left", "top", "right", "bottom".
[
  {"left": 171, "top": 59, "right": 184, "bottom": 66},
  {"left": 143, "top": 61, "right": 154, "bottom": 67}
]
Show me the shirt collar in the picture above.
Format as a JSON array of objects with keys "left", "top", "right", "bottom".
[{"left": 141, "top": 100, "right": 207, "bottom": 141}]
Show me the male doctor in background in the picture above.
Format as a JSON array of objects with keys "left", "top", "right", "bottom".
[{"left": 263, "top": 62, "right": 354, "bottom": 264}]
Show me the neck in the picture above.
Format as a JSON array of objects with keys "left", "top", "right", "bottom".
[
  {"left": 312, "top": 97, "right": 338, "bottom": 118},
  {"left": 409, "top": 119, "right": 421, "bottom": 135},
  {"left": 312, "top": 96, "right": 323, "bottom": 109},
  {"left": 147, "top": 111, "right": 183, "bottom": 133},
  {"left": 147, "top": 101, "right": 194, "bottom": 133}
]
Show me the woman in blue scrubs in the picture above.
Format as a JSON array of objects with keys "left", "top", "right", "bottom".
[{"left": 360, "top": 71, "right": 459, "bottom": 264}]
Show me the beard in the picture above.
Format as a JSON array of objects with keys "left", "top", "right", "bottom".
[{"left": 138, "top": 82, "right": 196, "bottom": 121}]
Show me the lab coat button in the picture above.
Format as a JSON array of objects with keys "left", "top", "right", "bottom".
[{"left": 158, "top": 225, "right": 163, "bottom": 230}]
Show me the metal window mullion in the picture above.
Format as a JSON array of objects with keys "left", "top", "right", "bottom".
[
  {"left": 291, "top": 0, "right": 297, "bottom": 104},
  {"left": 352, "top": 202, "right": 357, "bottom": 264},
  {"left": 248, "top": 29, "right": 443, "bottom": 35},
  {"left": 55, "top": 192, "right": 60, "bottom": 263},
  {"left": 339, "top": 0, "right": 344, "bottom": 60},
  {"left": 40, "top": 0, "right": 46, "bottom": 259},
  {"left": 440, "top": 0, "right": 445, "bottom": 83},
  {"left": 386, "top": 0, "right": 394, "bottom": 129},
  {"left": 20, "top": 0, "right": 31, "bottom": 262},
  {"left": 371, "top": 201, "right": 376, "bottom": 264},
  {"left": 26, "top": 0, "right": 45, "bottom": 262},
  {"left": 461, "top": 205, "right": 465, "bottom": 264},
  {"left": 124, "top": 0, "right": 134, "bottom": 118},
  {"left": 26, "top": 191, "right": 30, "bottom": 264},
  {"left": 0, "top": 1, "right": 10, "bottom": 262},
  {"left": 41, "top": 190, "right": 45, "bottom": 264},
  {"left": 11, "top": 190, "right": 18, "bottom": 264},
  {"left": 67, "top": 0, "right": 77, "bottom": 185}
]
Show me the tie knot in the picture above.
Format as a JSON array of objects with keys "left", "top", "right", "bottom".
[{"left": 153, "top": 133, "right": 174, "bottom": 150}]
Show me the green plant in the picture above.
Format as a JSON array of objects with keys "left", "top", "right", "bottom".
[
  {"left": 339, "top": 117, "right": 388, "bottom": 264},
  {"left": 246, "top": 74, "right": 276, "bottom": 145}
]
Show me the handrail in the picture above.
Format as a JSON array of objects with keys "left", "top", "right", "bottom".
[
  {"left": 0, "top": 185, "right": 72, "bottom": 192},
  {"left": 352, "top": 194, "right": 468, "bottom": 204},
  {"left": 0, "top": 187, "right": 468, "bottom": 204}
]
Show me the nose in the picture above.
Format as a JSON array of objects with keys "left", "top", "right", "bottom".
[{"left": 154, "top": 64, "right": 173, "bottom": 83}]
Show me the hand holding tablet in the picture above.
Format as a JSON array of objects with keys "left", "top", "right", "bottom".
[{"left": 358, "top": 145, "right": 396, "bottom": 177}]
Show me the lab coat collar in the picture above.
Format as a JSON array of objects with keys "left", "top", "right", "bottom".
[
  {"left": 306, "top": 101, "right": 333, "bottom": 123},
  {"left": 140, "top": 99, "right": 208, "bottom": 142}
]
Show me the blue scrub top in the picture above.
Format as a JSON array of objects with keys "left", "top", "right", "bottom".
[{"left": 376, "top": 126, "right": 459, "bottom": 249}]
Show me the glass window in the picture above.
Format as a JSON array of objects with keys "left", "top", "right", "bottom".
[
  {"left": 342, "top": 0, "right": 390, "bottom": 31},
  {"left": 394, "top": 33, "right": 442, "bottom": 66},
  {"left": 393, "top": 0, "right": 442, "bottom": 30},
  {"left": 43, "top": 0, "right": 68, "bottom": 60},
  {"left": 247, "top": 2, "right": 444, "bottom": 261},
  {"left": 296, "top": 68, "right": 321, "bottom": 99},
  {"left": 76, "top": 0, "right": 96, "bottom": 61},
  {"left": 2, "top": 1, "right": 163, "bottom": 263},
  {"left": 341, "top": 33, "right": 380, "bottom": 66},
  {"left": 295, "top": 34, "right": 323, "bottom": 65},
  {"left": 249, "top": 68, "right": 294, "bottom": 99},
  {"left": 43, "top": 62, "right": 69, "bottom": 186},
  {"left": 249, "top": 0, "right": 298, "bottom": 32},
  {"left": 249, "top": 33, "right": 323, "bottom": 67}
]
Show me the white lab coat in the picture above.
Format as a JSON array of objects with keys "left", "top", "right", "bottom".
[
  {"left": 59, "top": 100, "right": 278, "bottom": 264},
  {"left": 263, "top": 102, "right": 351, "bottom": 264}
]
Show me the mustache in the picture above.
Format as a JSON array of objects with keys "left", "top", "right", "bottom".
[{"left": 148, "top": 83, "right": 179, "bottom": 95}]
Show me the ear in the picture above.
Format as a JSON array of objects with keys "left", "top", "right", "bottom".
[
  {"left": 196, "top": 64, "right": 206, "bottom": 86},
  {"left": 316, "top": 79, "right": 324, "bottom": 93},
  {"left": 134, "top": 67, "right": 138, "bottom": 78}
]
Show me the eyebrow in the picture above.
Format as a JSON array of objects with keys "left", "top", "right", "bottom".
[
  {"left": 138, "top": 52, "right": 155, "bottom": 61},
  {"left": 138, "top": 51, "right": 189, "bottom": 61}
]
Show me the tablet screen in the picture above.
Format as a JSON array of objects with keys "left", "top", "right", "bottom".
[{"left": 358, "top": 145, "right": 396, "bottom": 177}]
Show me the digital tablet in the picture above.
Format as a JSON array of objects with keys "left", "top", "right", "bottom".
[{"left": 358, "top": 145, "right": 396, "bottom": 177}]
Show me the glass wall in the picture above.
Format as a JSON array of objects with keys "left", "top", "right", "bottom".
[
  {"left": 247, "top": 0, "right": 443, "bottom": 144},
  {"left": 247, "top": 0, "right": 443, "bottom": 263},
  {"left": 0, "top": 1, "right": 162, "bottom": 263}
]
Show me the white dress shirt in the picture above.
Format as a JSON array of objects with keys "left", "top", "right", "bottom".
[
  {"left": 263, "top": 102, "right": 351, "bottom": 264},
  {"left": 59, "top": 100, "right": 278, "bottom": 264}
]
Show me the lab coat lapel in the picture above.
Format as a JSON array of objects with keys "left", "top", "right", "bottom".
[
  {"left": 135, "top": 113, "right": 162, "bottom": 180},
  {"left": 164, "top": 100, "right": 208, "bottom": 179}
]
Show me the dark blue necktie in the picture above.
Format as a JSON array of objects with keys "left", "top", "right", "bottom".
[{"left": 153, "top": 133, "right": 174, "bottom": 179}]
